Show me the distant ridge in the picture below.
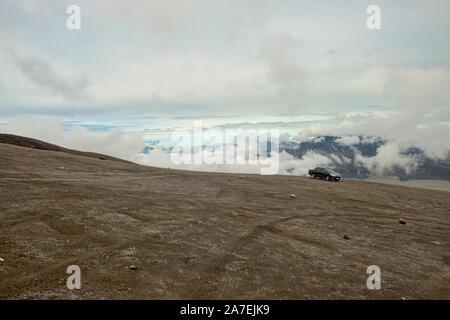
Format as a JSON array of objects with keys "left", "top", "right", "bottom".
[
  {"left": 281, "top": 136, "right": 450, "bottom": 181},
  {"left": 0, "top": 133, "right": 129, "bottom": 163}
]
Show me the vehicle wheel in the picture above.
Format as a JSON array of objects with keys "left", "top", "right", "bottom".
[
  {"left": 326, "top": 175, "right": 330, "bottom": 181},
  {"left": 312, "top": 174, "right": 316, "bottom": 179}
]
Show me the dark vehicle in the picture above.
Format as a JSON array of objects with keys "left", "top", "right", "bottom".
[{"left": 308, "top": 167, "right": 341, "bottom": 181}]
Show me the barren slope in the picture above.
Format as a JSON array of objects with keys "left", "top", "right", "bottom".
[{"left": 0, "top": 138, "right": 449, "bottom": 299}]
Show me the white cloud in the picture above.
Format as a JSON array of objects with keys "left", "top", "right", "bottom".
[
  {"left": 0, "top": 1, "right": 448, "bottom": 167},
  {"left": 134, "top": 147, "right": 333, "bottom": 176},
  {"left": 0, "top": 116, "right": 144, "bottom": 160},
  {"left": 384, "top": 67, "right": 450, "bottom": 121},
  {"left": 311, "top": 136, "right": 325, "bottom": 143},
  {"left": 354, "top": 142, "right": 417, "bottom": 175},
  {"left": 1, "top": 116, "right": 446, "bottom": 179},
  {"left": 277, "top": 151, "right": 331, "bottom": 176},
  {"left": 2, "top": 0, "right": 448, "bottom": 118},
  {"left": 14, "top": 54, "right": 91, "bottom": 100},
  {"left": 336, "top": 136, "right": 360, "bottom": 146}
]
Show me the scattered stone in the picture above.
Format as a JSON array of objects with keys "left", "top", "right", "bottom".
[
  {"left": 239, "top": 175, "right": 246, "bottom": 179},
  {"left": 399, "top": 219, "right": 406, "bottom": 225},
  {"left": 0, "top": 257, "right": 4, "bottom": 262},
  {"left": 401, "top": 297, "right": 407, "bottom": 300},
  {"left": 99, "top": 156, "right": 106, "bottom": 160},
  {"left": 129, "top": 265, "right": 137, "bottom": 270},
  {"left": 290, "top": 194, "right": 296, "bottom": 199},
  {"left": 432, "top": 241, "right": 441, "bottom": 246},
  {"left": 343, "top": 235, "right": 350, "bottom": 240}
]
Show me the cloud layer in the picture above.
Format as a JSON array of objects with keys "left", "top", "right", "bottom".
[
  {"left": 1, "top": 0, "right": 449, "bottom": 118},
  {"left": 2, "top": 116, "right": 444, "bottom": 179},
  {"left": 0, "top": 117, "right": 144, "bottom": 160},
  {"left": 0, "top": 1, "right": 448, "bottom": 173}
]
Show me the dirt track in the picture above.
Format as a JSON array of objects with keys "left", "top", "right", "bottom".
[{"left": 0, "top": 141, "right": 449, "bottom": 299}]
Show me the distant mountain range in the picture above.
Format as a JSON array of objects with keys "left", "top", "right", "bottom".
[{"left": 281, "top": 136, "right": 450, "bottom": 181}]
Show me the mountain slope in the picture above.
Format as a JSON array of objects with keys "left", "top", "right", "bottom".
[
  {"left": 0, "top": 133, "right": 129, "bottom": 163},
  {"left": 0, "top": 136, "right": 449, "bottom": 299}
]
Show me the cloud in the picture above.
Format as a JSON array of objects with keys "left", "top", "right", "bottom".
[
  {"left": 311, "top": 136, "right": 325, "bottom": 143},
  {"left": 0, "top": 116, "right": 144, "bottom": 160},
  {"left": 335, "top": 136, "right": 360, "bottom": 146},
  {"left": 259, "top": 33, "right": 308, "bottom": 111},
  {"left": 133, "top": 148, "right": 332, "bottom": 177},
  {"left": 354, "top": 142, "right": 417, "bottom": 175},
  {"left": 292, "top": 114, "right": 449, "bottom": 160},
  {"left": 1, "top": 0, "right": 450, "bottom": 120},
  {"left": 277, "top": 151, "right": 331, "bottom": 176},
  {"left": 133, "top": 142, "right": 333, "bottom": 177},
  {"left": 0, "top": 116, "right": 445, "bottom": 179},
  {"left": 360, "top": 136, "right": 382, "bottom": 144},
  {"left": 384, "top": 67, "right": 450, "bottom": 121},
  {"left": 0, "top": 1, "right": 448, "bottom": 165},
  {"left": 14, "top": 54, "right": 91, "bottom": 100},
  {"left": 290, "top": 67, "right": 450, "bottom": 159},
  {"left": 133, "top": 138, "right": 423, "bottom": 178}
]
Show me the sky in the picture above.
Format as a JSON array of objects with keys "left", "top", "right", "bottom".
[{"left": 0, "top": 0, "right": 449, "bottom": 173}]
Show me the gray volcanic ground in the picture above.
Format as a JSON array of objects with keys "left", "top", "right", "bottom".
[{"left": 0, "top": 135, "right": 449, "bottom": 299}]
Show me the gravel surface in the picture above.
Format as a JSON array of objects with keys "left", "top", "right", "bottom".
[{"left": 0, "top": 141, "right": 449, "bottom": 299}]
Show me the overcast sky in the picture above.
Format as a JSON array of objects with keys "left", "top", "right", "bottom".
[{"left": 0, "top": 0, "right": 449, "bottom": 161}]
